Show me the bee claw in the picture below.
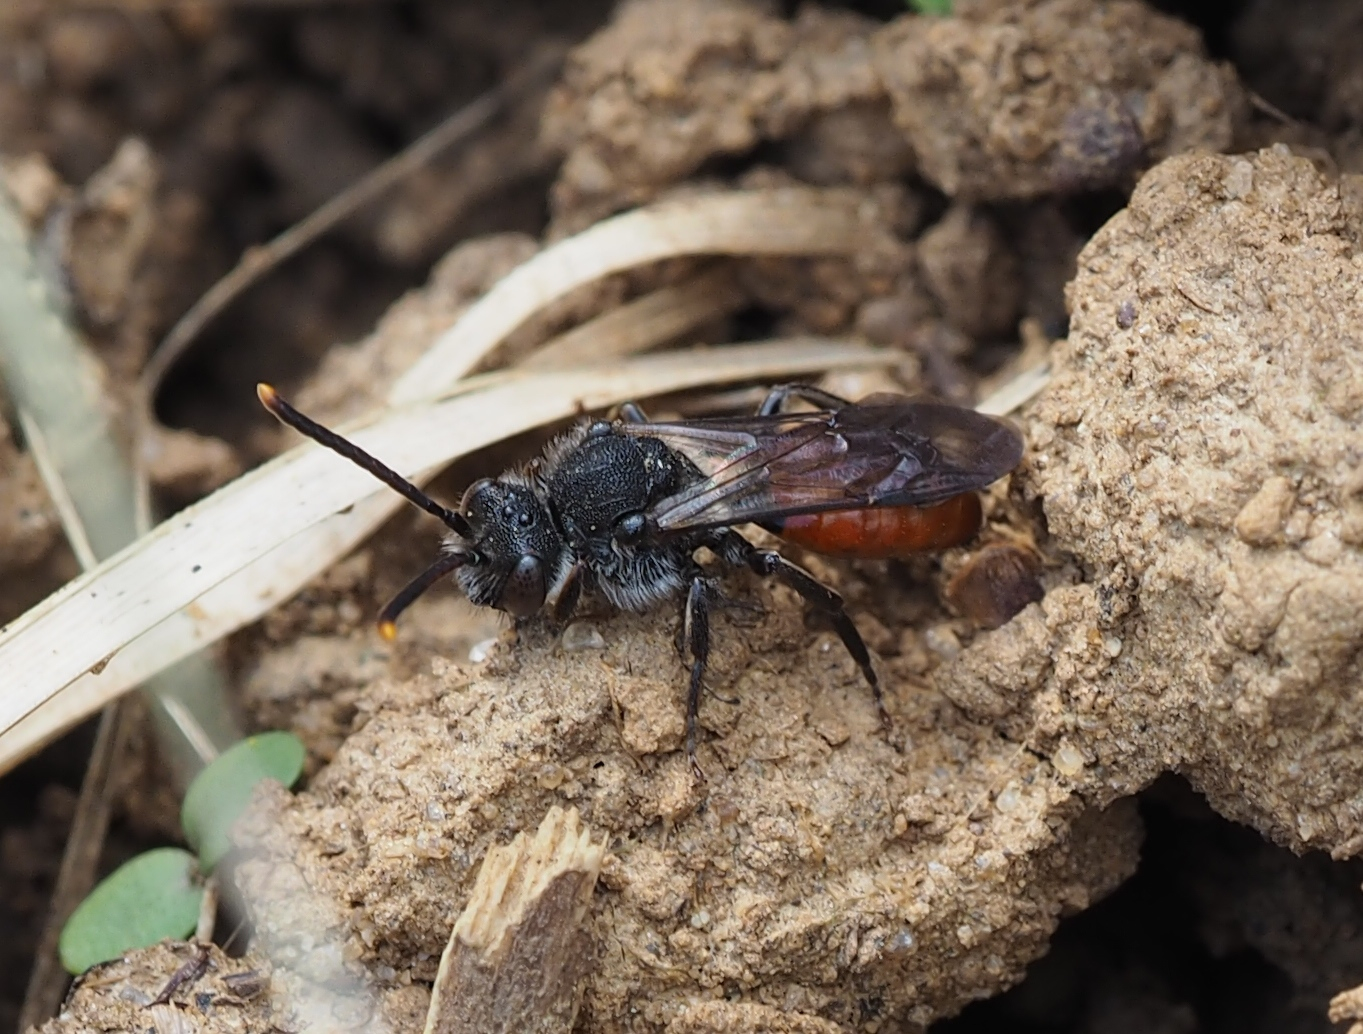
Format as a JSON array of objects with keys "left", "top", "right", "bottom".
[{"left": 689, "top": 754, "right": 707, "bottom": 783}]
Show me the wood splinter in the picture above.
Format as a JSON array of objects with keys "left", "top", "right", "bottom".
[{"left": 424, "top": 806, "right": 606, "bottom": 1034}]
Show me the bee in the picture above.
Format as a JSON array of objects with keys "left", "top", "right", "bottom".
[{"left": 258, "top": 383, "right": 1023, "bottom": 777}]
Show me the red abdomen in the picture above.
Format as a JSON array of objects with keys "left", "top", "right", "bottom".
[{"left": 774, "top": 493, "right": 983, "bottom": 558}]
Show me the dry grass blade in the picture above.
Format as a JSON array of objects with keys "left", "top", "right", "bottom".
[
  {"left": 16, "top": 411, "right": 99, "bottom": 571},
  {"left": 523, "top": 265, "right": 746, "bottom": 369},
  {"left": 390, "top": 188, "right": 883, "bottom": 401},
  {"left": 0, "top": 185, "right": 239, "bottom": 1022},
  {"left": 0, "top": 188, "right": 242, "bottom": 769},
  {"left": 976, "top": 362, "right": 1052, "bottom": 417},
  {"left": 0, "top": 340, "right": 887, "bottom": 775},
  {"left": 17, "top": 703, "right": 134, "bottom": 1031},
  {"left": 133, "top": 47, "right": 564, "bottom": 527}
]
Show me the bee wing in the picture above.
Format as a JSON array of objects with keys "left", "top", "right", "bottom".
[{"left": 622, "top": 396, "right": 1023, "bottom": 533}]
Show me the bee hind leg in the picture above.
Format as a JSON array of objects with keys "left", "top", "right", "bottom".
[
  {"left": 681, "top": 575, "right": 712, "bottom": 781},
  {"left": 711, "top": 530, "right": 887, "bottom": 726},
  {"left": 756, "top": 384, "right": 852, "bottom": 416}
]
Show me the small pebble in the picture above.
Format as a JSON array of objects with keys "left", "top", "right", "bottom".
[
  {"left": 1234, "top": 476, "right": 1295, "bottom": 546},
  {"left": 924, "top": 624, "right": 961, "bottom": 660},
  {"left": 1224, "top": 158, "right": 1254, "bottom": 199},
  {"left": 536, "top": 763, "right": 567, "bottom": 790},
  {"left": 1053, "top": 741, "right": 1086, "bottom": 777},
  {"left": 994, "top": 783, "right": 1021, "bottom": 813},
  {"left": 561, "top": 621, "right": 606, "bottom": 651}
]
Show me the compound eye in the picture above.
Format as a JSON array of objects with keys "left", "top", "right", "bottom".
[
  {"left": 614, "top": 511, "right": 648, "bottom": 547},
  {"left": 460, "top": 478, "right": 496, "bottom": 513},
  {"left": 498, "top": 554, "right": 545, "bottom": 618}
]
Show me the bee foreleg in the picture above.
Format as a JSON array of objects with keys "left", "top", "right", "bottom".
[{"left": 546, "top": 561, "right": 584, "bottom": 624}]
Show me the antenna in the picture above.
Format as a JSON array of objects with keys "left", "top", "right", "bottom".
[
  {"left": 376, "top": 550, "right": 472, "bottom": 640},
  {"left": 257, "top": 383, "right": 473, "bottom": 538}
]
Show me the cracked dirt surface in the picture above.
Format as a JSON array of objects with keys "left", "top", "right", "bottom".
[
  {"left": 969, "top": 146, "right": 1363, "bottom": 855},
  {"left": 234, "top": 608, "right": 1143, "bottom": 1033}
]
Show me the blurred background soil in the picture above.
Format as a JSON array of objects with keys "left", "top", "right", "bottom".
[{"left": 0, "top": 1, "right": 1361, "bottom": 1032}]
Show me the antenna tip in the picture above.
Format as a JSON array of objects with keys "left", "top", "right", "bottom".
[
  {"left": 256, "top": 383, "right": 280, "bottom": 409},
  {"left": 377, "top": 619, "right": 399, "bottom": 643}
]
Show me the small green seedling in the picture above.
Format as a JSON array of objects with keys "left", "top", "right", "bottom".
[
  {"left": 59, "top": 731, "right": 305, "bottom": 974},
  {"left": 58, "top": 848, "right": 202, "bottom": 975},
  {"left": 908, "top": 0, "right": 953, "bottom": 13},
  {"left": 181, "top": 730, "right": 305, "bottom": 869}
]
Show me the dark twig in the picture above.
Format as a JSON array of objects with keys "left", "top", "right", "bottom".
[
  {"left": 1246, "top": 87, "right": 1299, "bottom": 127},
  {"left": 18, "top": 702, "right": 134, "bottom": 1030},
  {"left": 137, "top": 45, "right": 565, "bottom": 405},
  {"left": 149, "top": 942, "right": 212, "bottom": 1006}
]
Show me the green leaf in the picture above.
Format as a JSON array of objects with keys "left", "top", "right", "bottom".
[
  {"left": 59, "top": 847, "right": 202, "bottom": 974},
  {"left": 908, "top": 0, "right": 953, "bottom": 13},
  {"left": 181, "top": 731, "right": 305, "bottom": 869}
]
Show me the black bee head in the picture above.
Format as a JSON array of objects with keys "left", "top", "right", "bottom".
[{"left": 455, "top": 478, "right": 564, "bottom": 617}]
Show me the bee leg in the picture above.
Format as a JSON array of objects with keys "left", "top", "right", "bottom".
[
  {"left": 675, "top": 599, "right": 734, "bottom": 704},
  {"left": 682, "top": 575, "right": 711, "bottom": 781},
  {"left": 703, "top": 589, "right": 755, "bottom": 703},
  {"left": 546, "top": 561, "right": 584, "bottom": 624},
  {"left": 618, "top": 401, "right": 650, "bottom": 424},
  {"left": 713, "top": 531, "right": 887, "bottom": 726},
  {"left": 757, "top": 384, "right": 853, "bottom": 417}
]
